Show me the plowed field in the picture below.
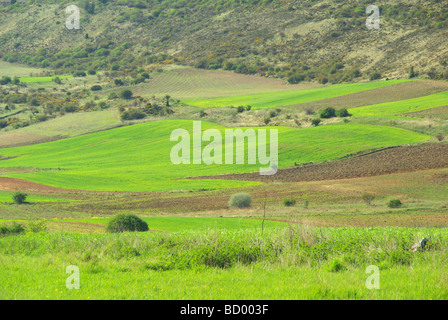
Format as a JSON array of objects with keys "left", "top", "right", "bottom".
[{"left": 192, "top": 143, "right": 448, "bottom": 183}]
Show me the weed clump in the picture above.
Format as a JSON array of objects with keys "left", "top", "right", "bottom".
[
  {"left": 106, "top": 214, "right": 149, "bottom": 233},
  {"left": 283, "top": 199, "right": 296, "bottom": 207},
  {"left": 229, "top": 193, "right": 252, "bottom": 209}
]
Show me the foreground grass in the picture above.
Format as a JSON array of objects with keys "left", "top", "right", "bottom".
[{"left": 1, "top": 226, "right": 447, "bottom": 299}]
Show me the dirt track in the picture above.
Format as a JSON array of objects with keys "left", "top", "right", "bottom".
[{"left": 193, "top": 143, "right": 448, "bottom": 183}]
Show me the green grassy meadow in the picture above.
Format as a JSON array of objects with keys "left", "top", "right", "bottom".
[{"left": 0, "top": 120, "right": 429, "bottom": 192}]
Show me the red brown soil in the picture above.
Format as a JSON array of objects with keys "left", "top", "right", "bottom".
[{"left": 192, "top": 143, "right": 448, "bottom": 183}]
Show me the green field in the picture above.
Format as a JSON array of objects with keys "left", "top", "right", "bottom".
[
  {"left": 15, "top": 109, "right": 121, "bottom": 138},
  {"left": 0, "top": 120, "right": 429, "bottom": 192},
  {"left": 183, "top": 80, "right": 412, "bottom": 109},
  {"left": 349, "top": 90, "right": 448, "bottom": 118}
]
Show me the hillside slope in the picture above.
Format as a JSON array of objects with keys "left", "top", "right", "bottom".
[{"left": 0, "top": 0, "right": 447, "bottom": 83}]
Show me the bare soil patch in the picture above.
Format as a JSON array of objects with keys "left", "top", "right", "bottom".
[
  {"left": 133, "top": 67, "right": 321, "bottom": 100},
  {"left": 192, "top": 143, "right": 448, "bottom": 183},
  {"left": 0, "top": 132, "right": 59, "bottom": 148}
]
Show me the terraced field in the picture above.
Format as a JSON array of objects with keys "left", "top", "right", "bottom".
[{"left": 130, "top": 66, "right": 320, "bottom": 100}]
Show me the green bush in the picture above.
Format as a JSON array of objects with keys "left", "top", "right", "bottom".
[
  {"left": 370, "top": 72, "right": 381, "bottom": 80},
  {"left": 229, "top": 193, "right": 252, "bottom": 209},
  {"left": 320, "top": 107, "right": 336, "bottom": 119},
  {"left": 12, "top": 192, "right": 27, "bottom": 204},
  {"left": 120, "top": 109, "right": 146, "bottom": 121},
  {"left": 388, "top": 199, "right": 402, "bottom": 208},
  {"left": 336, "top": 108, "right": 351, "bottom": 117},
  {"left": 283, "top": 199, "right": 296, "bottom": 207},
  {"left": 120, "top": 89, "right": 133, "bottom": 100},
  {"left": 91, "top": 85, "right": 102, "bottom": 91},
  {"left": 237, "top": 106, "right": 245, "bottom": 113},
  {"left": 106, "top": 214, "right": 149, "bottom": 233},
  {"left": 311, "top": 119, "right": 321, "bottom": 126},
  {"left": 0, "top": 222, "right": 25, "bottom": 236}
]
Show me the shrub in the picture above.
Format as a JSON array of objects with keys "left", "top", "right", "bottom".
[
  {"left": 283, "top": 199, "right": 296, "bottom": 207},
  {"left": 311, "top": 119, "right": 321, "bottom": 126},
  {"left": 120, "top": 109, "right": 146, "bottom": 121},
  {"left": 436, "top": 134, "right": 445, "bottom": 142},
  {"left": 120, "top": 89, "right": 133, "bottom": 100},
  {"left": 237, "top": 106, "right": 245, "bottom": 113},
  {"left": 27, "top": 220, "right": 48, "bottom": 233},
  {"left": 108, "top": 92, "right": 118, "bottom": 100},
  {"left": 36, "top": 114, "right": 49, "bottom": 122},
  {"left": 387, "top": 199, "right": 402, "bottom": 208},
  {"left": 106, "top": 214, "right": 149, "bottom": 233},
  {"left": 73, "top": 71, "right": 86, "bottom": 77},
  {"left": 229, "top": 193, "right": 252, "bottom": 209},
  {"left": 0, "top": 222, "right": 25, "bottom": 236},
  {"left": 336, "top": 108, "right": 351, "bottom": 117},
  {"left": 320, "top": 107, "right": 336, "bottom": 119},
  {"left": 91, "top": 85, "right": 102, "bottom": 91},
  {"left": 246, "top": 105, "right": 252, "bottom": 111},
  {"left": 370, "top": 72, "right": 381, "bottom": 80},
  {"left": 13, "top": 192, "right": 27, "bottom": 204}
]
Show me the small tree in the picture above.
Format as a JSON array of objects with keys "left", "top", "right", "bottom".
[
  {"left": 362, "top": 193, "right": 375, "bottom": 206},
  {"left": 311, "top": 119, "right": 321, "bottom": 126},
  {"left": 409, "top": 66, "right": 416, "bottom": 79},
  {"left": 283, "top": 199, "right": 296, "bottom": 207},
  {"left": 237, "top": 106, "right": 245, "bottom": 113},
  {"left": 13, "top": 192, "right": 27, "bottom": 205},
  {"left": 229, "top": 193, "right": 252, "bottom": 209}
]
